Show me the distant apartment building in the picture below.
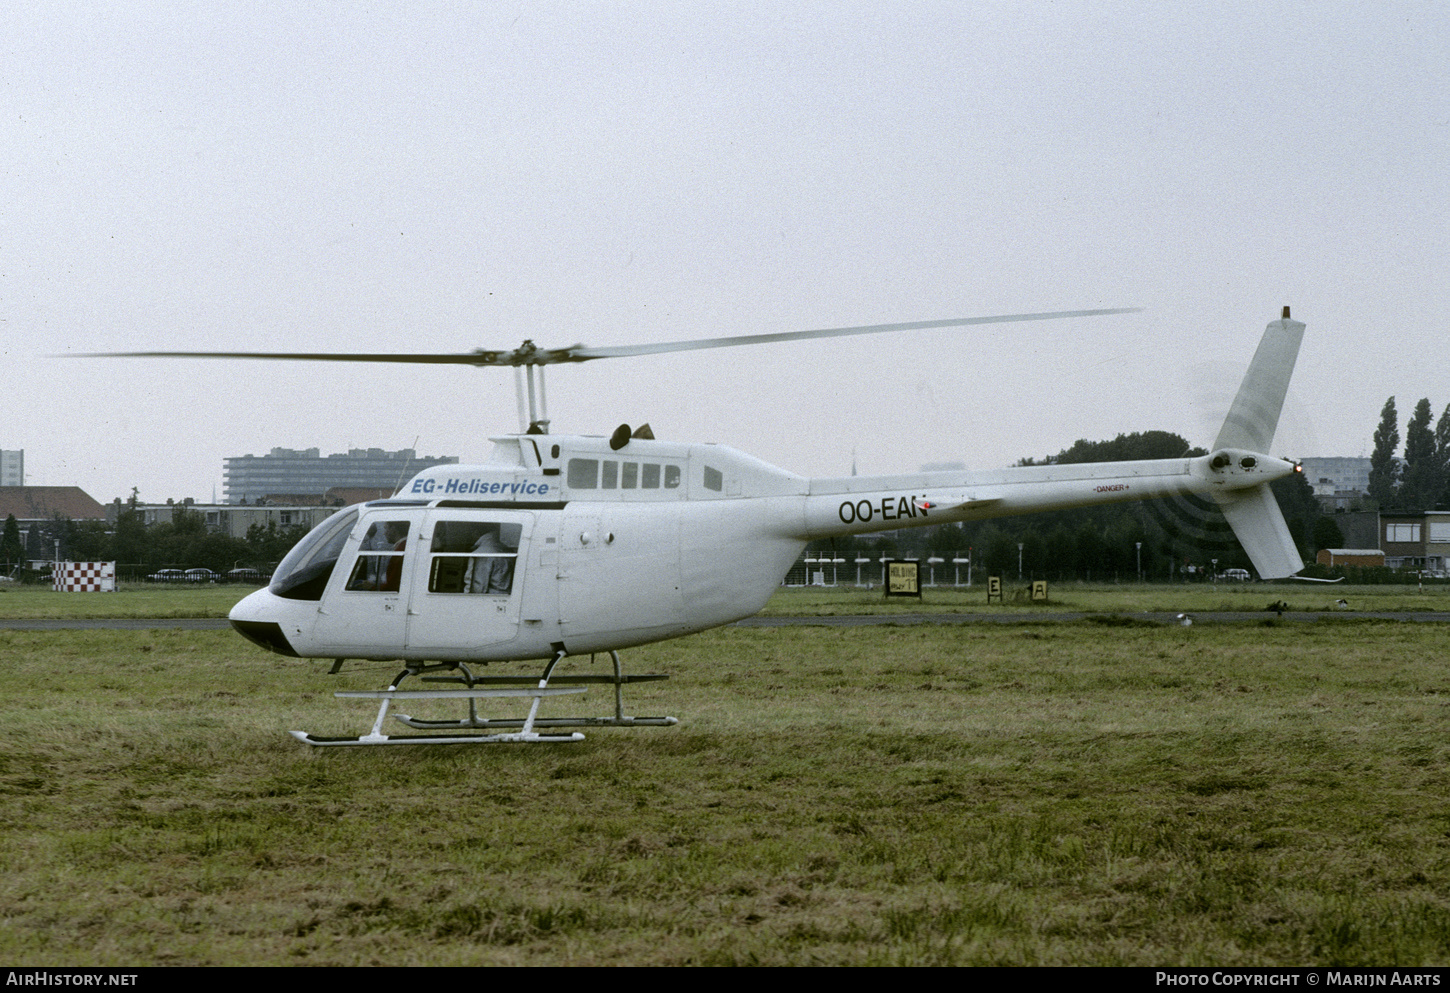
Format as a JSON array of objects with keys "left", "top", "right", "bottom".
[
  {"left": 0, "top": 450, "right": 23, "bottom": 487},
  {"left": 222, "top": 447, "right": 458, "bottom": 505},
  {"left": 1299, "top": 457, "right": 1372, "bottom": 511}
]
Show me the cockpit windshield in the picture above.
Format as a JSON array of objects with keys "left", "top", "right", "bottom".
[{"left": 270, "top": 508, "right": 359, "bottom": 601}]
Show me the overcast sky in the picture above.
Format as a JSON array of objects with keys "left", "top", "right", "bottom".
[{"left": 4, "top": 1, "right": 1447, "bottom": 503}]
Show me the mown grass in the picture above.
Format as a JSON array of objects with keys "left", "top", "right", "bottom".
[
  {"left": 0, "top": 621, "right": 1447, "bottom": 965},
  {"left": 0, "top": 584, "right": 252, "bottom": 619}
]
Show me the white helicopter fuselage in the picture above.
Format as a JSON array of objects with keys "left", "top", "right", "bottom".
[
  {"left": 229, "top": 430, "right": 1295, "bottom": 664},
  {"left": 99, "top": 308, "right": 1306, "bottom": 745}
]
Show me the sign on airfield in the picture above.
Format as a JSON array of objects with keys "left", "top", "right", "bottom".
[{"left": 885, "top": 560, "right": 921, "bottom": 598}]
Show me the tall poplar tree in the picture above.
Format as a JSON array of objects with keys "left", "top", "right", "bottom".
[
  {"left": 1368, "top": 396, "right": 1400, "bottom": 509},
  {"left": 1435, "top": 404, "right": 1450, "bottom": 509},
  {"left": 1400, "top": 398, "right": 1439, "bottom": 511},
  {"left": 1, "top": 515, "right": 22, "bottom": 571}
]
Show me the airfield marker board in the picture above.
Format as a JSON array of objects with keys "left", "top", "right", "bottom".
[
  {"left": 884, "top": 560, "right": 921, "bottom": 598},
  {"left": 53, "top": 561, "right": 117, "bottom": 592}
]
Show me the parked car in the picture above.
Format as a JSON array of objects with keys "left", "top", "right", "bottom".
[
  {"left": 1220, "top": 568, "right": 1251, "bottom": 581},
  {"left": 184, "top": 568, "right": 220, "bottom": 583},
  {"left": 147, "top": 569, "right": 186, "bottom": 582}
]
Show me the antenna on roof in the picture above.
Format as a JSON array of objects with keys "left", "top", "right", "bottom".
[{"left": 392, "top": 436, "right": 421, "bottom": 495}]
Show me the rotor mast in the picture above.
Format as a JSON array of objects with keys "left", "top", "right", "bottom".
[
  {"left": 501, "top": 339, "right": 551, "bottom": 434},
  {"left": 522, "top": 361, "right": 549, "bottom": 434}
]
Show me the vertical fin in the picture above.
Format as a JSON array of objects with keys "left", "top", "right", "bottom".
[
  {"left": 1213, "top": 308, "right": 1306, "bottom": 453},
  {"left": 1212, "top": 308, "right": 1306, "bottom": 579},
  {"left": 1214, "top": 483, "right": 1304, "bottom": 579}
]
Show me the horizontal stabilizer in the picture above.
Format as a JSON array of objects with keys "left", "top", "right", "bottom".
[
  {"left": 1214, "top": 483, "right": 1303, "bottom": 579},
  {"left": 1214, "top": 314, "right": 1306, "bottom": 454}
]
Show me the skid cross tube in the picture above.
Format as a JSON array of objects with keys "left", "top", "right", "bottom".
[
  {"left": 396, "top": 650, "right": 679, "bottom": 731},
  {"left": 291, "top": 652, "right": 676, "bottom": 746},
  {"left": 290, "top": 660, "right": 586, "bottom": 746}
]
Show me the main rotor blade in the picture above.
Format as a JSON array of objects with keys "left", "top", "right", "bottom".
[
  {"left": 70, "top": 349, "right": 539, "bottom": 366},
  {"left": 569, "top": 308, "right": 1141, "bottom": 360},
  {"left": 69, "top": 307, "right": 1139, "bottom": 367}
]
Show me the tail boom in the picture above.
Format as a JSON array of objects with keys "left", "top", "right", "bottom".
[
  {"left": 796, "top": 309, "right": 1309, "bottom": 578},
  {"left": 799, "top": 452, "right": 1295, "bottom": 540}
]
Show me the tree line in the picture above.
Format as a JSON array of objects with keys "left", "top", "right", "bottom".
[
  {"left": 1, "top": 504, "right": 310, "bottom": 581},
  {"left": 1367, "top": 397, "right": 1450, "bottom": 512}
]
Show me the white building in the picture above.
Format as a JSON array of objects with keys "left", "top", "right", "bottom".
[
  {"left": 1300, "top": 456, "right": 1372, "bottom": 511},
  {"left": 0, "top": 450, "right": 23, "bottom": 487},
  {"left": 223, "top": 447, "right": 458, "bottom": 504}
]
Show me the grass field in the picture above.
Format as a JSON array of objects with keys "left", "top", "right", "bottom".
[
  {"left": 1, "top": 612, "right": 1447, "bottom": 965},
  {"left": 0, "top": 584, "right": 250, "bottom": 619}
]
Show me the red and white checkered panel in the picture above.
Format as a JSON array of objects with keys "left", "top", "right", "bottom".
[{"left": 53, "top": 561, "right": 117, "bottom": 592}]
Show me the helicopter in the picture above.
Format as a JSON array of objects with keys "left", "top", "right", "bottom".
[{"left": 94, "top": 306, "right": 1308, "bottom": 745}]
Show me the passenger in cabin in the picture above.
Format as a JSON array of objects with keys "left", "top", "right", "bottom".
[
  {"left": 347, "top": 519, "right": 410, "bottom": 591},
  {"left": 382, "top": 521, "right": 408, "bottom": 592},
  {"left": 466, "top": 524, "right": 515, "bottom": 595}
]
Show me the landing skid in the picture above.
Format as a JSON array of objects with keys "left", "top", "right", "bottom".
[
  {"left": 290, "top": 650, "right": 677, "bottom": 747},
  {"left": 290, "top": 730, "right": 584, "bottom": 747}
]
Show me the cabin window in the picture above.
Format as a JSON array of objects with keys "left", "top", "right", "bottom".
[
  {"left": 567, "top": 458, "right": 598, "bottom": 488},
  {"left": 271, "top": 508, "right": 358, "bottom": 601},
  {"left": 570, "top": 458, "right": 678, "bottom": 492},
  {"left": 345, "top": 519, "right": 411, "bottom": 592},
  {"left": 427, "top": 520, "right": 521, "bottom": 595},
  {"left": 703, "top": 466, "right": 723, "bottom": 492}
]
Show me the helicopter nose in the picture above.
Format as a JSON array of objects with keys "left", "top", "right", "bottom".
[{"left": 229, "top": 588, "right": 302, "bottom": 657}]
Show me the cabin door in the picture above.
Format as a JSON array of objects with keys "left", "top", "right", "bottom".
[
  {"left": 312, "top": 510, "right": 422, "bottom": 655},
  {"left": 404, "top": 509, "right": 534, "bottom": 657}
]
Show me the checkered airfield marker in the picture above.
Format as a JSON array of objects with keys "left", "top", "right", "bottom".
[{"left": 53, "top": 561, "right": 117, "bottom": 592}]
